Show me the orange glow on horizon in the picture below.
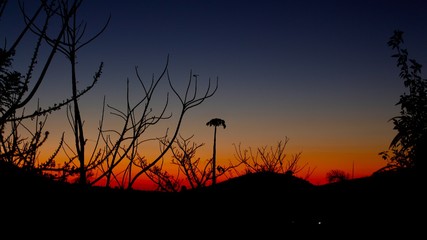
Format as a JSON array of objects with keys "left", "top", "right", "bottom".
[{"left": 36, "top": 142, "right": 387, "bottom": 190}]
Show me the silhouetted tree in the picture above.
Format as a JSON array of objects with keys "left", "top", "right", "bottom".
[
  {"left": 146, "top": 134, "right": 236, "bottom": 191},
  {"left": 0, "top": 0, "right": 87, "bottom": 125},
  {"left": 40, "top": 0, "right": 108, "bottom": 185},
  {"left": 326, "top": 169, "right": 350, "bottom": 183},
  {"left": 233, "top": 137, "right": 315, "bottom": 180},
  {"left": 89, "top": 67, "right": 218, "bottom": 190},
  {"left": 1, "top": 0, "right": 219, "bottom": 191},
  {"left": 0, "top": 0, "right": 95, "bottom": 176},
  {"left": 20, "top": 0, "right": 109, "bottom": 185},
  {"left": 379, "top": 30, "right": 427, "bottom": 174},
  {"left": 206, "top": 118, "right": 226, "bottom": 185}
]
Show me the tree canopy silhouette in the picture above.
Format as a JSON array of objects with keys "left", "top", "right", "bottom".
[
  {"left": 380, "top": 30, "right": 427, "bottom": 174},
  {"left": 206, "top": 118, "right": 226, "bottom": 185}
]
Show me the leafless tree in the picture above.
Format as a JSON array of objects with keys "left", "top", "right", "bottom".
[
  {"left": 326, "top": 169, "right": 350, "bottom": 183},
  {"left": 0, "top": 0, "right": 96, "bottom": 176},
  {"left": 146, "top": 134, "right": 236, "bottom": 192},
  {"left": 233, "top": 137, "right": 315, "bottom": 180},
  {"left": 1, "top": 0, "right": 219, "bottom": 191},
  {"left": 20, "top": 0, "right": 110, "bottom": 185},
  {"left": 1, "top": 0, "right": 93, "bottom": 125},
  {"left": 86, "top": 66, "right": 218, "bottom": 190}
]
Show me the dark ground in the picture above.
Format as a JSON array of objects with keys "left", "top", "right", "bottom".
[{"left": 0, "top": 163, "right": 422, "bottom": 237}]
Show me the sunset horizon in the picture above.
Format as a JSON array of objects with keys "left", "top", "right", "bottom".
[{"left": 1, "top": 0, "right": 426, "bottom": 192}]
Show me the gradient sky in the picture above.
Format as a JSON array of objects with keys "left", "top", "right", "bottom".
[{"left": 2, "top": 0, "right": 427, "bottom": 188}]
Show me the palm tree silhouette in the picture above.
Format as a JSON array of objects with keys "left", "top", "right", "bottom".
[{"left": 206, "top": 118, "right": 226, "bottom": 186}]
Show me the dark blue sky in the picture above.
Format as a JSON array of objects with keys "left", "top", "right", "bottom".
[{"left": 2, "top": 0, "right": 427, "bottom": 184}]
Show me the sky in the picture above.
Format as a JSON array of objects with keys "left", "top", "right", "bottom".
[{"left": 2, "top": 0, "right": 427, "bottom": 188}]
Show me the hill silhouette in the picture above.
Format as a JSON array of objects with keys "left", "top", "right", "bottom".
[{"left": 0, "top": 161, "right": 421, "bottom": 235}]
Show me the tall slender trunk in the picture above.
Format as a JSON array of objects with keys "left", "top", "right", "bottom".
[
  {"left": 70, "top": 51, "right": 86, "bottom": 185},
  {"left": 212, "top": 126, "right": 217, "bottom": 185}
]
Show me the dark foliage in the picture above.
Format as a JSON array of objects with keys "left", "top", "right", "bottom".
[{"left": 379, "top": 30, "right": 427, "bottom": 173}]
